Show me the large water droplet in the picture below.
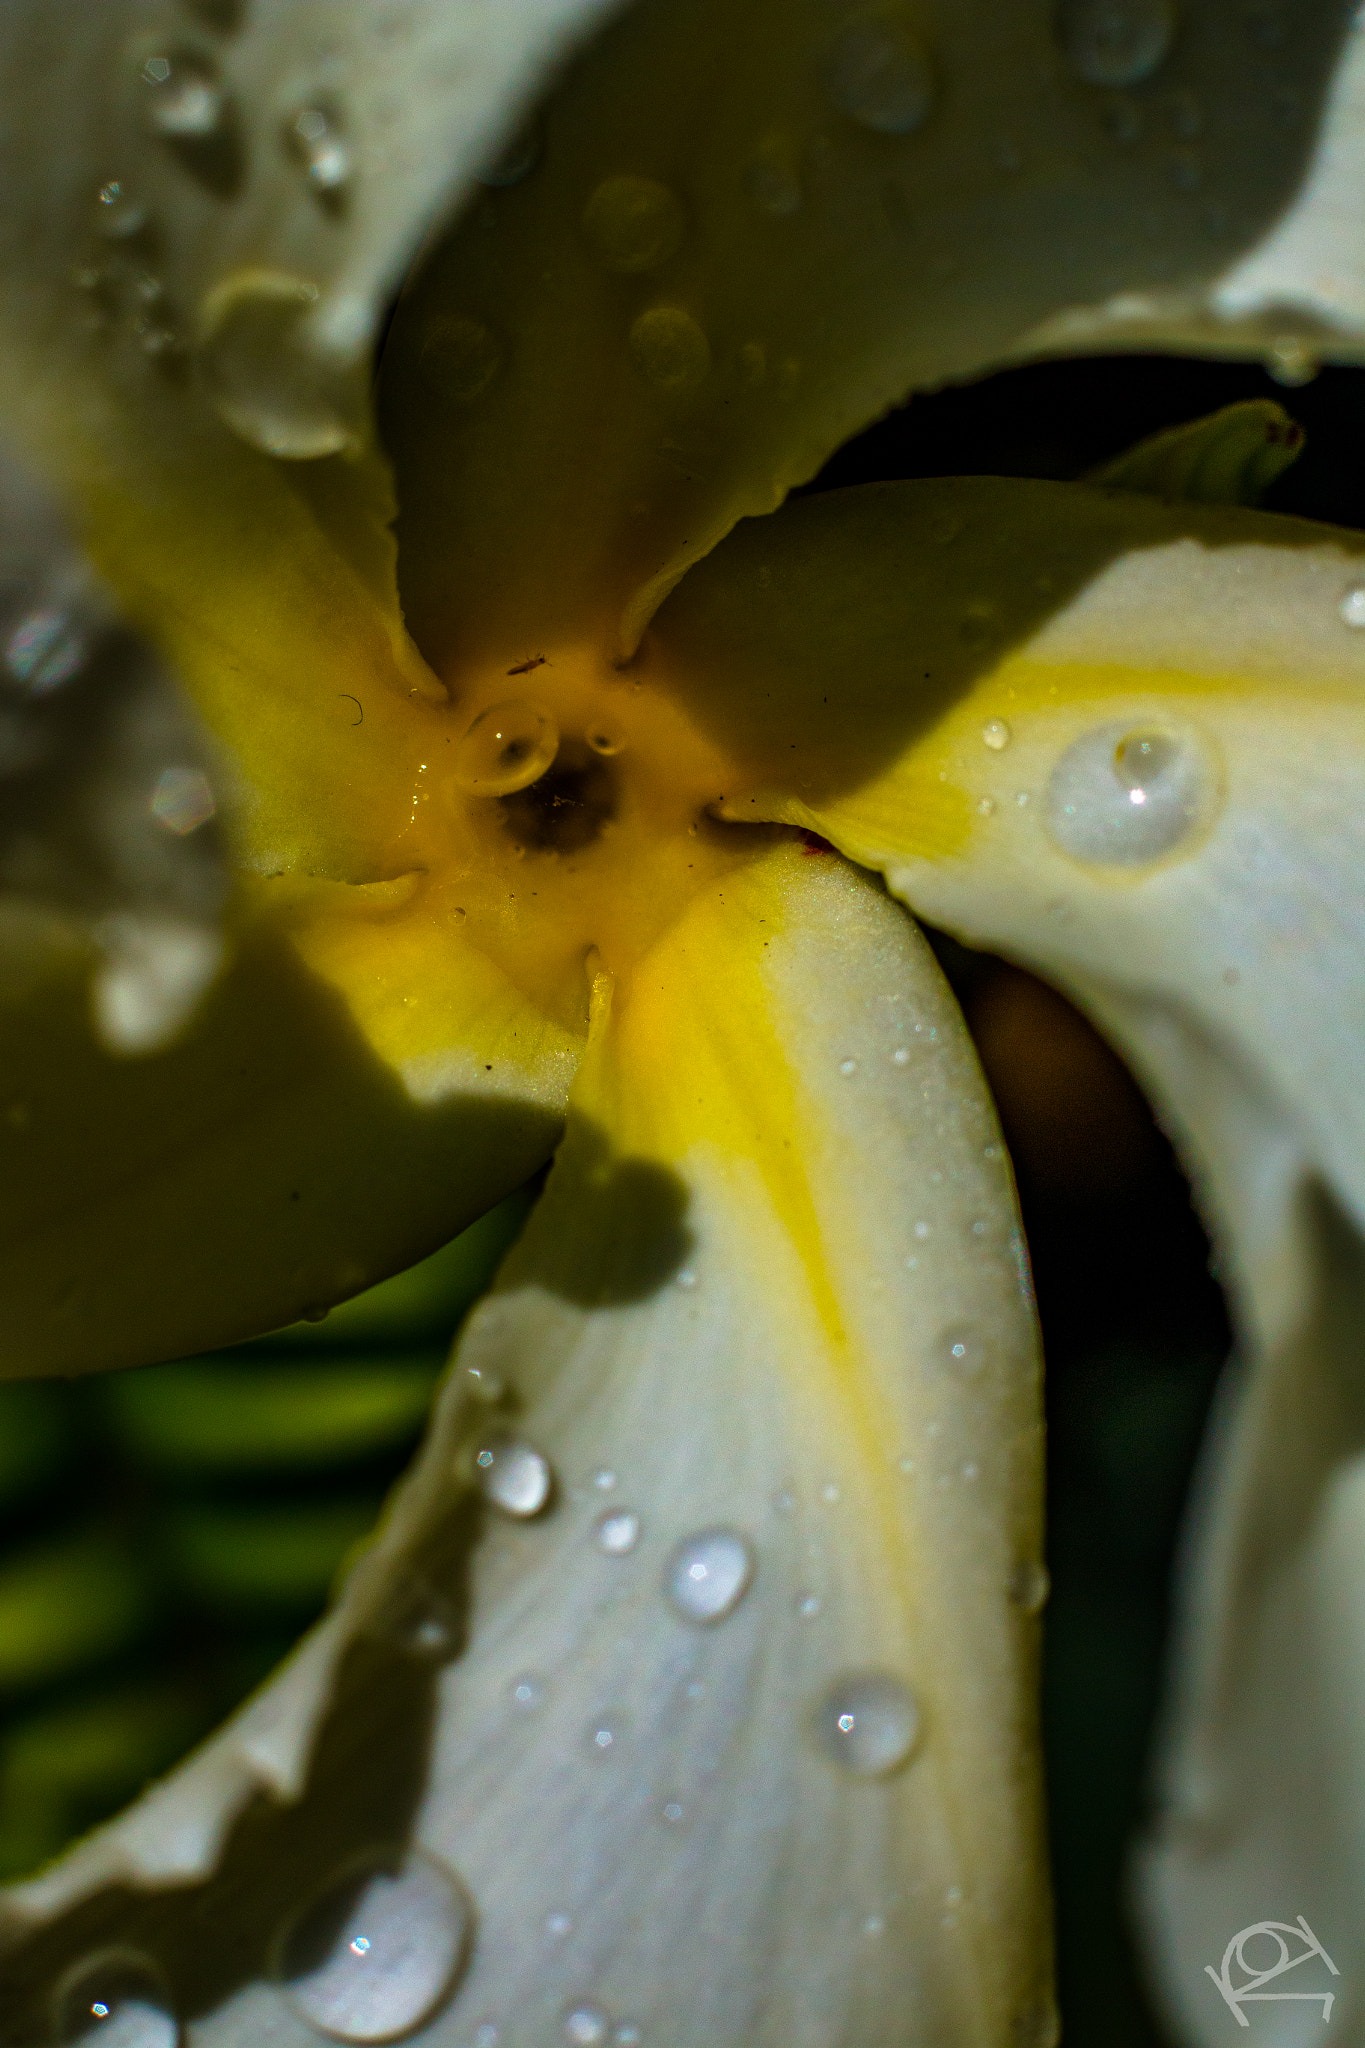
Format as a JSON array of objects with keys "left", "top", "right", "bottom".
[
  {"left": 286, "top": 103, "right": 353, "bottom": 194},
  {"left": 1046, "top": 722, "right": 1212, "bottom": 865},
  {"left": 628, "top": 306, "right": 711, "bottom": 394},
  {"left": 142, "top": 50, "right": 225, "bottom": 136},
  {"left": 1056, "top": 0, "right": 1176, "bottom": 85},
  {"left": 595, "top": 1508, "right": 641, "bottom": 1556},
  {"left": 55, "top": 1953, "right": 178, "bottom": 2047},
  {"left": 452, "top": 701, "right": 558, "bottom": 796},
  {"left": 150, "top": 765, "right": 216, "bottom": 835},
  {"left": 814, "top": 1672, "right": 921, "bottom": 1776},
  {"left": 826, "top": 18, "right": 936, "bottom": 134},
  {"left": 582, "top": 175, "right": 685, "bottom": 273},
  {"left": 276, "top": 1852, "right": 473, "bottom": 2042},
  {"left": 197, "top": 272, "right": 362, "bottom": 459},
  {"left": 475, "top": 1434, "right": 554, "bottom": 1517},
  {"left": 1339, "top": 582, "right": 1365, "bottom": 629},
  {"left": 664, "top": 1527, "right": 754, "bottom": 1624}
]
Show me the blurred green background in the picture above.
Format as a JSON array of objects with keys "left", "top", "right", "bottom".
[{"left": 3, "top": 351, "right": 1362, "bottom": 2043}]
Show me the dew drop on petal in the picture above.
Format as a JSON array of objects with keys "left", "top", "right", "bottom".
[
  {"left": 96, "top": 179, "right": 150, "bottom": 240},
  {"left": 981, "top": 718, "right": 1011, "bottom": 751},
  {"left": 150, "top": 765, "right": 216, "bottom": 835},
  {"left": 544, "top": 1911, "right": 573, "bottom": 1942},
  {"left": 839, "top": 1057, "right": 859, "bottom": 1076},
  {"left": 143, "top": 50, "right": 226, "bottom": 137},
  {"left": 1340, "top": 583, "right": 1365, "bottom": 629},
  {"left": 510, "top": 1674, "right": 544, "bottom": 1709},
  {"left": 592, "top": 1467, "right": 617, "bottom": 1491},
  {"left": 1047, "top": 722, "right": 1210, "bottom": 865},
  {"left": 197, "top": 272, "right": 361, "bottom": 459},
  {"left": 814, "top": 1672, "right": 921, "bottom": 1776},
  {"left": 453, "top": 701, "right": 558, "bottom": 796},
  {"left": 826, "top": 18, "right": 936, "bottom": 133},
  {"left": 1008, "top": 1560, "right": 1052, "bottom": 1614},
  {"left": 796, "top": 1591, "right": 822, "bottom": 1619},
  {"left": 582, "top": 175, "right": 685, "bottom": 272},
  {"left": 613, "top": 2028, "right": 644, "bottom": 2047},
  {"left": 1056, "top": 0, "right": 1175, "bottom": 86},
  {"left": 55, "top": 1952, "right": 178, "bottom": 2047},
  {"left": 595, "top": 1508, "right": 641, "bottom": 1555},
  {"left": 275, "top": 1853, "right": 472, "bottom": 2042},
  {"left": 628, "top": 306, "right": 712, "bottom": 393},
  {"left": 588, "top": 727, "right": 624, "bottom": 756},
  {"left": 664, "top": 1527, "right": 754, "bottom": 1624},
  {"left": 564, "top": 2006, "right": 610, "bottom": 2046},
  {"left": 936, "top": 1322, "right": 988, "bottom": 1376},
  {"left": 286, "top": 104, "right": 353, "bottom": 193},
  {"left": 475, "top": 1434, "right": 553, "bottom": 1517}
]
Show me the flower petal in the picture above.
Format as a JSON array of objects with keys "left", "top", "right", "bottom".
[
  {"left": 381, "top": 0, "right": 1365, "bottom": 667},
  {"left": 0, "top": 842, "right": 1049, "bottom": 2047}
]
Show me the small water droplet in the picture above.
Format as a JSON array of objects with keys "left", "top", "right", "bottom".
[
  {"left": 1008, "top": 1560, "right": 1051, "bottom": 1614},
  {"left": 814, "top": 1672, "right": 921, "bottom": 1776},
  {"left": 4, "top": 607, "right": 86, "bottom": 693},
  {"left": 891, "top": 1046, "right": 911, "bottom": 1065},
  {"left": 674, "top": 1266, "right": 698, "bottom": 1289},
  {"left": 936, "top": 1323, "right": 987, "bottom": 1375},
  {"left": 587, "top": 727, "right": 624, "bottom": 755},
  {"left": 477, "top": 118, "right": 541, "bottom": 187},
  {"left": 595, "top": 1509, "right": 641, "bottom": 1556},
  {"left": 660, "top": 1798, "right": 685, "bottom": 1824},
  {"left": 589, "top": 1717, "right": 620, "bottom": 1754},
  {"left": 822, "top": 1481, "right": 841, "bottom": 1503},
  {"left": 275, "top": 1853, "right": 472, "bottom": 2042},
  {"left": 510, "top": 1674, "right": 543, "bottom": 1709},
  {"left": 976, "top": 796, "right": 997, "bottom": 817},
  {"left": 150, "top": 765, "right": 216, "bottom": 835},
  {"left": 286, "top": 103, "right": 353, "bottom": 193},
  {"left": 453, "top": 701, "right": 558, "bottom": 796},
  {"left": 418, "top": 315, "right": 503, "bottom": 404},
  {"left": 544, "top": 1911, "right": 573, "bottom": 1942},
  {"left": 796, "top": 1591, "right": 822, "bottom": 1619},
  {"left": 981, "top": 718, "right": 1011, "bottom": 751},
  {"left": 664, "top": 1527, "right": 754, "bottom": 1624},
  {"left": 1339, "top": 583, "right": 1365, "bottom": 629},
  {"left": 197, "top": 271, "right": 361, "bottom": 458},
  {"left": 143, "top": 50, "right": 225, "bottom": 136},
  {"left": 826, "top": 19, "right": 936, "bottom": 133},
  {"left": 863, "top": 1913, "right": 887, "bottom": 1937},
  {"left": 474, "top": 2025, "right": 500, "bottom": 2048},
  {"left": 628, "top": 306, "right": 711, "bottom": 394},
  {"left": 475, "top": 1434, "right": 553, "bottom": 1517},
  {"left": 55, "top": 1953, "right": 177, "bottom": 2046},
  {"left": 913, "top": 1221, "right": 930, "bottom": 1241},
  {"left": 839, "top": 1057, "right": 859, "bottom": 1076},
  {"left": 1056, "top": 0, "right": 1175, "bottom": 86},
  {"left": 743, "top": 142, "right": 802, "bottom": 216},
  {"left": 1266, "top": 335, "right": 1317, "bottom": 387},
  {"left": 1047, "top": 722, "right": 1211, "bottom": 865},
  {"left": 96, "top": 180, "right": 150, "bottom": 240},
  {"left": 613, "top": 2027, "right": 643, "bottom": 2047},
  {"left": 564, "top": 2006, "right": 610, "bottom": 2046},
  {"left": 592, "top": 1468, "right": 617, "bottom": 1491},
  {"left": 583, "top": 175, "right": 685, "bottom": 272}
]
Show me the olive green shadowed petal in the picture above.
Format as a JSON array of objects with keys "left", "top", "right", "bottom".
[
  {"left": 381, "top": 0, "right": 1363, "bottom": 673},
  {"left": 0, "top": 844, "right": 1049, "bottom": 2048}
]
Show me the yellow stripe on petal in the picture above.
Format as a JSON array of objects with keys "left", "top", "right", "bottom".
[{"left": 0, "top": 843, "right": 1049, "bottom": 2047}]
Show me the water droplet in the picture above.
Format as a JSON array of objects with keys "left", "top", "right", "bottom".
[
  {"left": 544, "top": 1910, "right": 573, "bottom": 1941},
  {"left": 418, "top": 315, "right": 502, "bottom": 404},
  {"left": 743, "top": 142, "right": 802, "bottom": 216},
  {"left": 822, "top": 1481, "right": 842, "bottom": 1502},
  {"left": 936, "top": 1323, "right": 987, "bottom": 1376},
  {"left": 814, "top": 1672, "right": 921, "bottom": 1776},
  {"left": 1056, "top": 0, "right": 1175, "bottom": 86},
  {"left": 276, "top": 1853, "right": 472, "bottom": 2042},
  {"left": 150, "top": 765, "right": 216, "bottom": 835},
  {"left": 613, "top": 2027, "right": 643, "bottom": 2047},
  {"left": 1266, "top": 336, "right": 1317, "bottom": 387},
  {"left": 477, "top": 118, "right": 541, "bottom": 187},
  {"left": 839, "top": 1057, "right": 859, "bottom": 1076},
  {"left": 1047, "top": 722, "right": 1212, "bottom": 865},
  {"left": 628, "top": 306, "right": 711, "bottom": 394},
  {"left": 913, "top": 1221, "right": 930, "bottom": 1241},
  {"left": 143, "top": 50, "right": 225, "bottom": 136},
  {"left": 587, "top": 727, "right": 624, "bottom": 755},
  {"left": 453, "top": 701, "right": 558, "bottom": 796},
  {"left": 826, "top": 18, "right": 936, "bottom": 133},
  {"left": 981, "top": 718, "right": 1011, "bottom": 751},
  {"left": 595, "top": 1509, "right": 641, "bottom": 1556},
  {"left": 96, "top": 180, "right": 150, "bottom": 240},
  {"left": 475, "top": 1434, "right": 553, "bottom": 1517},
  {"left": 4, "top": 607, "right": 86, "bottom": 692},
  {"left": 55, "top": 1953, "right": 177, "bottom": 2047},
  {"left": 589, "top": 1717, "right": 619, "bottom": 1753},
  {"left": 796, "top": 1591, "right": 822, "bottom": 1619},
  {"left": 1340, "top": 583, "right": 1365, "bottom": 629},
  {"left": 510, "top": 1674, "right": 543, "bottom": 1708},
  {"left": 660, "top": 1798, "right": 685, "bottom": 1824},
  {"left": 592, "top": 1468, "right": 617, "bottom": 1491},
  {"left": 474, "top": 2025, "right": 500, "bottom": 2048},
  {"left": 863, "top": 1913, "right": 887, "bottom": 1937},
  {"left": 582, "top": 175, "right": 685, "bottom": 272},
  {"left": 664, "top": 1527, "right": 754, "bottom": 1624},
  {"left": 286, "top": 103, "right": 353, "bottom": 193},
  {"left": 976, "top": 796, "right": 997, "bottom": 817},
  {"left": 197, "top": 271, "right": 362, "bottom": 458},
  {"left": 674, "top": 1266, "right": 698, "bottom": 1289},
  {"left": 1008, "top": 1560, "right": 1051, "bottom": 1614},
  {"left": 891, "top": 1046, "right": 911, "bottom": 1064},
  {"left": 564, "top": 2006, "right": 610, "bottom": 2046}
]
